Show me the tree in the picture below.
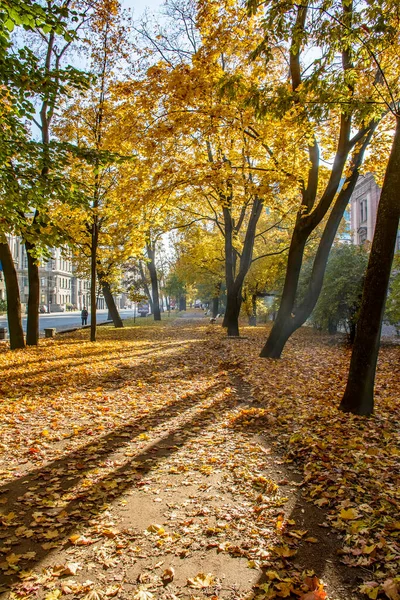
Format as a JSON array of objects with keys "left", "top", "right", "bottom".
[
  {"left": 385, "top": 252, "right": 400, "bottom": 334},
  {"left": 53, "top": 0, "right": 144, "bottom": 339},
  {"left": 302, "top": 244, "right": 369, "bottom": 341},
  {"left": 250, "top": 0, "right": 393, "bottom": 358},
  {"left": 19, "top": 0, "right": 93, "bottom": 346},
  {"left": 340, "top": 114, "right": 400, "bottom": 415},
  {"left": 170, "top": 225, "right": 225, "bottom": 316},
  {"left": 116, "top": 0, "right": 299, "bottom": 337},
  {"left": 145, "top": 236, "right": 162, "bottom": 321},
  {"left": 0, "top": 236, "right": 25, "bottom": 349},
  {"left": 0, "top": 0, "right": 89, "bottom": 348},
  {"left": 164, "top": 272, "right": 186, "bottom": 311}
]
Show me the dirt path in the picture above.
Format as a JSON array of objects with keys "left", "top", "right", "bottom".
[{"left": 0, "top": 318, "right": 380, "bottom": 599}]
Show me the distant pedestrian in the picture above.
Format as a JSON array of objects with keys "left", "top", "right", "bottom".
[{"left": 81, "top": 307, "right": 88, "bottom": 326}]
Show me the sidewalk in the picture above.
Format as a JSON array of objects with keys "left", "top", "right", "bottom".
[{"left": 2, "top": 319, "right": 391, "bottom": 599}]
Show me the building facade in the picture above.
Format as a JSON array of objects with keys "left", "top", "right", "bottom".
[
  {"left": 0, "top": 236, "right": 106, "bottom": 312},
  {"left": 350, "top": 173, "right": 380, "bottom": 245},
  {"left": 350, "top": 173, "right": 400, "bottom": 251}
]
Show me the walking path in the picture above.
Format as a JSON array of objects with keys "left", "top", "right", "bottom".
[{"left": 0, "top": 317, "right": 398, "bottom": 600}]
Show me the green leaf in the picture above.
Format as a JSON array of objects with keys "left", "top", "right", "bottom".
[{"left": 4, "top": 19, "right": 15, "bottom": 32}]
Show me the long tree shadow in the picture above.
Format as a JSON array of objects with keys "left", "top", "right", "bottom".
[
  {"left": 0, "top": 387, "right": 236, "bottom": 590},
  {"left": 0, "top": 316, "right": 195, "bottom": 373},
  {"left": 0, "top": 341, "right": 192, "bottom": 392},
  {"left": 247, "top": 465, "right": 366, "bottom": 599},
  {"left": 1, "top": 377, "right": 223, "bottom": 498},
  {"left": 227, "top": 383, "right": 366, "bottom": 600},
  {"left": 0, "top": 336, "right": 206, "bottom": 404}
]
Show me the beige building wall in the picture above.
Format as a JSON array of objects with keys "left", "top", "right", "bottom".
[{"left": 350, "top": 173, "right": 400, "bottom": 251}]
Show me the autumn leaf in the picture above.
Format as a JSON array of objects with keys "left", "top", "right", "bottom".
[
  {"left": 105, "top": 585, "right": 121, "bottom": 597},
  {"left": 187, "top": 573, "right": 215, "bottom": 588},
  {"left": 44, "top": 591, "right": 62, "bottom": 600},
  {"left": 68, "top": 534, "right": 95, "bottom": 545},
  {"left": 132, "top": 589, "right": 154, "bottom": 600},
  {"left": 161, "top": 567, "right": 175, "bottom": 584},
  {"left": 300, "top": 591, "right": 328, "bottom": 600},
  {"left": 340, "top": 508, "right": 360, "bottom": 520},
  {"left": 359, "top": 583, "right": 380, "bottom": 600},
  {"left": 83, "top": 592, "right": 102, "bottom": 600},
  {"left": 382, "top": 579, "right": 400, "bottom": 600},
  {"left": 62, "top": 562, "right": 81, "bottom": 576},
  {"left": 272, "top": 545, "right": 297, "bottom": 557},
  {"left": 145, "top": 524, "right": 164, "bottom": 534}
]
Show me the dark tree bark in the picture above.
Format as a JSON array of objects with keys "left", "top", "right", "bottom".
[
  {"left": 340, "top": 116, "right": 400, "bottom": 416},
  {"left": 90, "top": 221, "right": 98, "bottom": 342},
  {"left": 212, "top": 282, "right": 221, "bottom": 318},
  {"left": 212, "top": 296, "right": 219, "bottom": 318},
  {"left": 97, "top": 264, "right": 123, "bottom": 328},
  {"left": 222, "top": 198, "right": 264, "bottom": 337},
  {"left": 139, "top": 261, "right": 153, "bottom": 312},
  {"left": 25, "top": 241, "right": 40, "bottom": 346},
  {"left": 224, "top": 286, "right": 242, "bottom": 336},
  {"left": 260, "top": 123, "right": 377, "bottom": 358},
  {"left": 24, "top": 31, "right": 53, "bottom": 347},
  {"left": 0, "top": 238, "right": 25, "bottom": 349},
  {"left": 249, "top": 294, "right": 257, "bottom": 326},
  {"left": 205, "top": 139, "right": 264, "bottom": 337},
  {"left": 179, "top": 294, "right": 187, "bottom": 311},
  {"left": 259, "top": 3, "right": 379, "bottom": 358},
  {"left": 348, "top": 321, "right": 356, "bottom": 344},
  {"left": 146, "top": 242, "right": 161, "bottom": 321},
  {"left": 102, "top": 280, "right": 123, "bottom": 328}
]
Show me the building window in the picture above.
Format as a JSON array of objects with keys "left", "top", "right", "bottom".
[
  {"left": 360, "top": 198, "right": 368, "bottom": 223},
  {"left": 359, "top": 228, "right": 367, "bottom": 244}
]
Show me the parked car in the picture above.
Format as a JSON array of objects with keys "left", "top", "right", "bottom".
[
  {"left": 137, "top": 302, "right": 150, "bottom": 317},
  {"left": 49, "top": 304, "right": 65, "bottom": 312},
  {"left": 39, "top": 305, "right": 48, "bottom": 313}
]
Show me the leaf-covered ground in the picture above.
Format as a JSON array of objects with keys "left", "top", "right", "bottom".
[{"left": 0, "top": 315, "right": 399, "bottom": 600}]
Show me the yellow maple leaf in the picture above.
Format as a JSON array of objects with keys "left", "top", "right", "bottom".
[
  {"left": 340, "top": 508, "right": 359, "bottom": 520},
  {"left": 45, "top": 591, "right": 61, "bottom": 600},
  {"left": 188, "top": 572, "right": 215, "bottom": 588}
]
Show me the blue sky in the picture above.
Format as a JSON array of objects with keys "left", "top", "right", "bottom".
[{"left": 121, "top": 0, "right": 164, "bottom": 18}]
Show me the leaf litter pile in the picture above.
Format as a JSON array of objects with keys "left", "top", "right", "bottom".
[{"left": 0, "top": 316, "right": 399, "bottom": 600}]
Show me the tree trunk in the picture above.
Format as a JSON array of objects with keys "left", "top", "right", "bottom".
[
  {"left": 139, "top": 261, "right": 153, "bottom": 312},
  {"left": 179, "top": 294, "right": 186, "bottom": 311},
  {"left": 222, "top": 198, "right": 263, "bottom": 336},
  {"left": 25, "top": 241, "right": 40, "bottom": 346},
  {"left": 212, "top": 281, "right": 221, "bottom": 318},
  {"left": 328, "top": 319, "right": 338, "bottom": 335},
  {"left": 260, "top": 126, "right": 376, "bottom": 358},
  {"left": 0, "top": 238, "right": 25, "bottom": 349},
  {"left": 224, "top": 287, "right": 242, "bottom": 337},
  {"left": 249, "top": 294, "right": 257, "bottom": 326},
  {"left": 348, "top": 321, "right": 356, "bottom": 344},
  {"left": 102, "top": 280, "right": 123, "bottom": 328},
  {"left": 212, "top": 296, "right": 219, "bottom": 318},
  {"left": 260, "top": 230, "right": 307, "bottom": 357},
  {"left": 146, "top": 243, "right": 161, "bottom": 321},
  {"left": 90, "top": 222, "right": 98, "bottom": 342},
  {"left": 340, "top": 116, "right": 400, "bottom": 416}
]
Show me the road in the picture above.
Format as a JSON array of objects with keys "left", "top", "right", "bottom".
[
  {"left": 0, "top": 309, "right": 138, "bottom": 334},
  {"left": 0, "top": 309, "right": 398, "bottom": 338}
]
